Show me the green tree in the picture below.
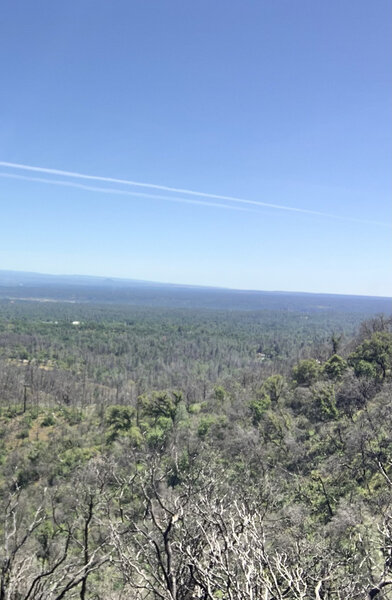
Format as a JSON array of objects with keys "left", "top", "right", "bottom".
[
  {"left": 349, "top": 332, "right": 392, "bottom": 380},
  {"left": 322, "top": 354, "right": 348, "bottom": 380},
  {"left": 249, "top": 393, "right": 271, "bottom": 425},
  {"left": 312, "top": 383, "right": 339, "bottom": 421},
  {"left": 260, "top": 374, "right": 286, "bottom": 402},
  {"left": 105, "top": 405, "right": 135, "bottom": 442},
  {"left": 292, "top": 359, "right": 320, "bottom": 386},
  {"left": 141, "top": 391, "right": 180, "bottom": 423}
]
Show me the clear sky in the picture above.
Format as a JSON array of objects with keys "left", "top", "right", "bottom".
[{"left": 0, "top": 0, "right": 391, "bottom": 296}]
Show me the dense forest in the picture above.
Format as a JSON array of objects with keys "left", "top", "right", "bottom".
[{"left": 0, "top": 298, "right": 392, "bottom": 599}]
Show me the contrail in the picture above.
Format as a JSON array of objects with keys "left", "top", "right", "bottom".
[
  {"left": 0, "top": 160, "right": 334, "bottom": 216},
  {"left": 0, "top": 160, "right": 387, "bottom": 226},
  {"left": 0, "top": 172, "right": 253, "bottom": 213}
]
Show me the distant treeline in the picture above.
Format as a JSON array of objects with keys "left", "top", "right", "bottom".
[{"left": 0, "top": 270, "right": 390, "bottom": 312}]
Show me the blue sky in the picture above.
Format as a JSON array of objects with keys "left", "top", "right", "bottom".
[{"left": 0, "top": 0, "right": 391, "bottom": 296}]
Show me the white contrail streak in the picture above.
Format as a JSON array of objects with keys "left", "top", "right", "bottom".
[
  {"left": 0, "top": 160, "right": 333, "bottom": 216},
  {"left": 0, "top": 160, "right": 387, "bottom": 226},
  {"left": 0, "top": 172, "right": 252, "bottom": 213}
]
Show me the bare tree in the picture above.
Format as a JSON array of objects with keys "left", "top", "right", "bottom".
[{"left": 0, "top": 460, "right": 112, "bottom": 600}]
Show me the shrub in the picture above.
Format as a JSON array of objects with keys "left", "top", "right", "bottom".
[
  {"left": 322, "top": 355, "right": 348, "bottom": 380},
  {"left": 292, "top": 359, "right": 320, "bottom": 386}
]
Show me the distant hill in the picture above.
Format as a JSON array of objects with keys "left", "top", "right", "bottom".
[{"left": 0, "top": 270, "right": 390, "bottom": 313}]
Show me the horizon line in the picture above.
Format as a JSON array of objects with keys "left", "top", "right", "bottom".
[{"left": 0, "top": 268, "right": 391, "bottom": 300}]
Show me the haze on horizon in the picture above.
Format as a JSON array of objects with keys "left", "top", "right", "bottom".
[
  {"left": 0, "top": 1, "right": 391, "bottom": 297},
  {"left": 1, "top": 268, "right": 391, "bottom": 303}
]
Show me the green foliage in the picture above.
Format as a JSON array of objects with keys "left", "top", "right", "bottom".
[
  {"left": 311, "top": 383, "right": 339, "bottom": 421},
  {"left": 41, "top": 413, "right": 56, "bottom": 427},
  {"left": 56, "top": 446, "right": 98, "bottom": 477},
  {"left": 16, "top": 428, "right": 30, "bottom": 439},
  {"left": 292, "top": 359, "right": 321, "bottom": 386},
  {"left": 197, "top": 415, "right": 227, "bottom": 438},
  {"left": 106, "top": 405, "right": 135, "bottom": 429},
  {"left": 140, "top": 392, "right": 178, "bottom": 422},
  {"left": 145, "top": 418, "right": 173, "bottom": 447},
  {"left": 249, "top": 393, "right": 271, "bottom": 425},
  {"left": 16, "top": 461, "right": 40, "bottom": 487},
  {"left": 322, "top": 354, "right": 348, "bottom": 380},
  {"left": 351, "top": 359, "right": 378, "bottom": 379},
  {"left": 0, "top": 302, "right": 392, "bottom": 598},
  {"left": 349, "top": 332, "right": 392, "bottom": 379},
  {"left": 60, "top": 407, "right": 84, "bottom": 425},
  {"left": 260, "top": 375, "right": 286, "bottom": 402},
  {"left": 36, "top": 519, "right": 56, "bottom": 562},
  {"left": 214, "top": 386, "right": 226, "bottom": 402},
  {"left": 167, "top": 451, "right": 191, "bottom": 487},
  {"left": 128, "top": 425, "right": 143, "bottom": 447},
  {"left": 3, "top": 406, "right": 19, "bottom": 419},
  {"left": 250, "top": 376, "right": 286, "bottom": 427},
  {"left": 105, "top": 405, "right": 135, "bottom": 442}
]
